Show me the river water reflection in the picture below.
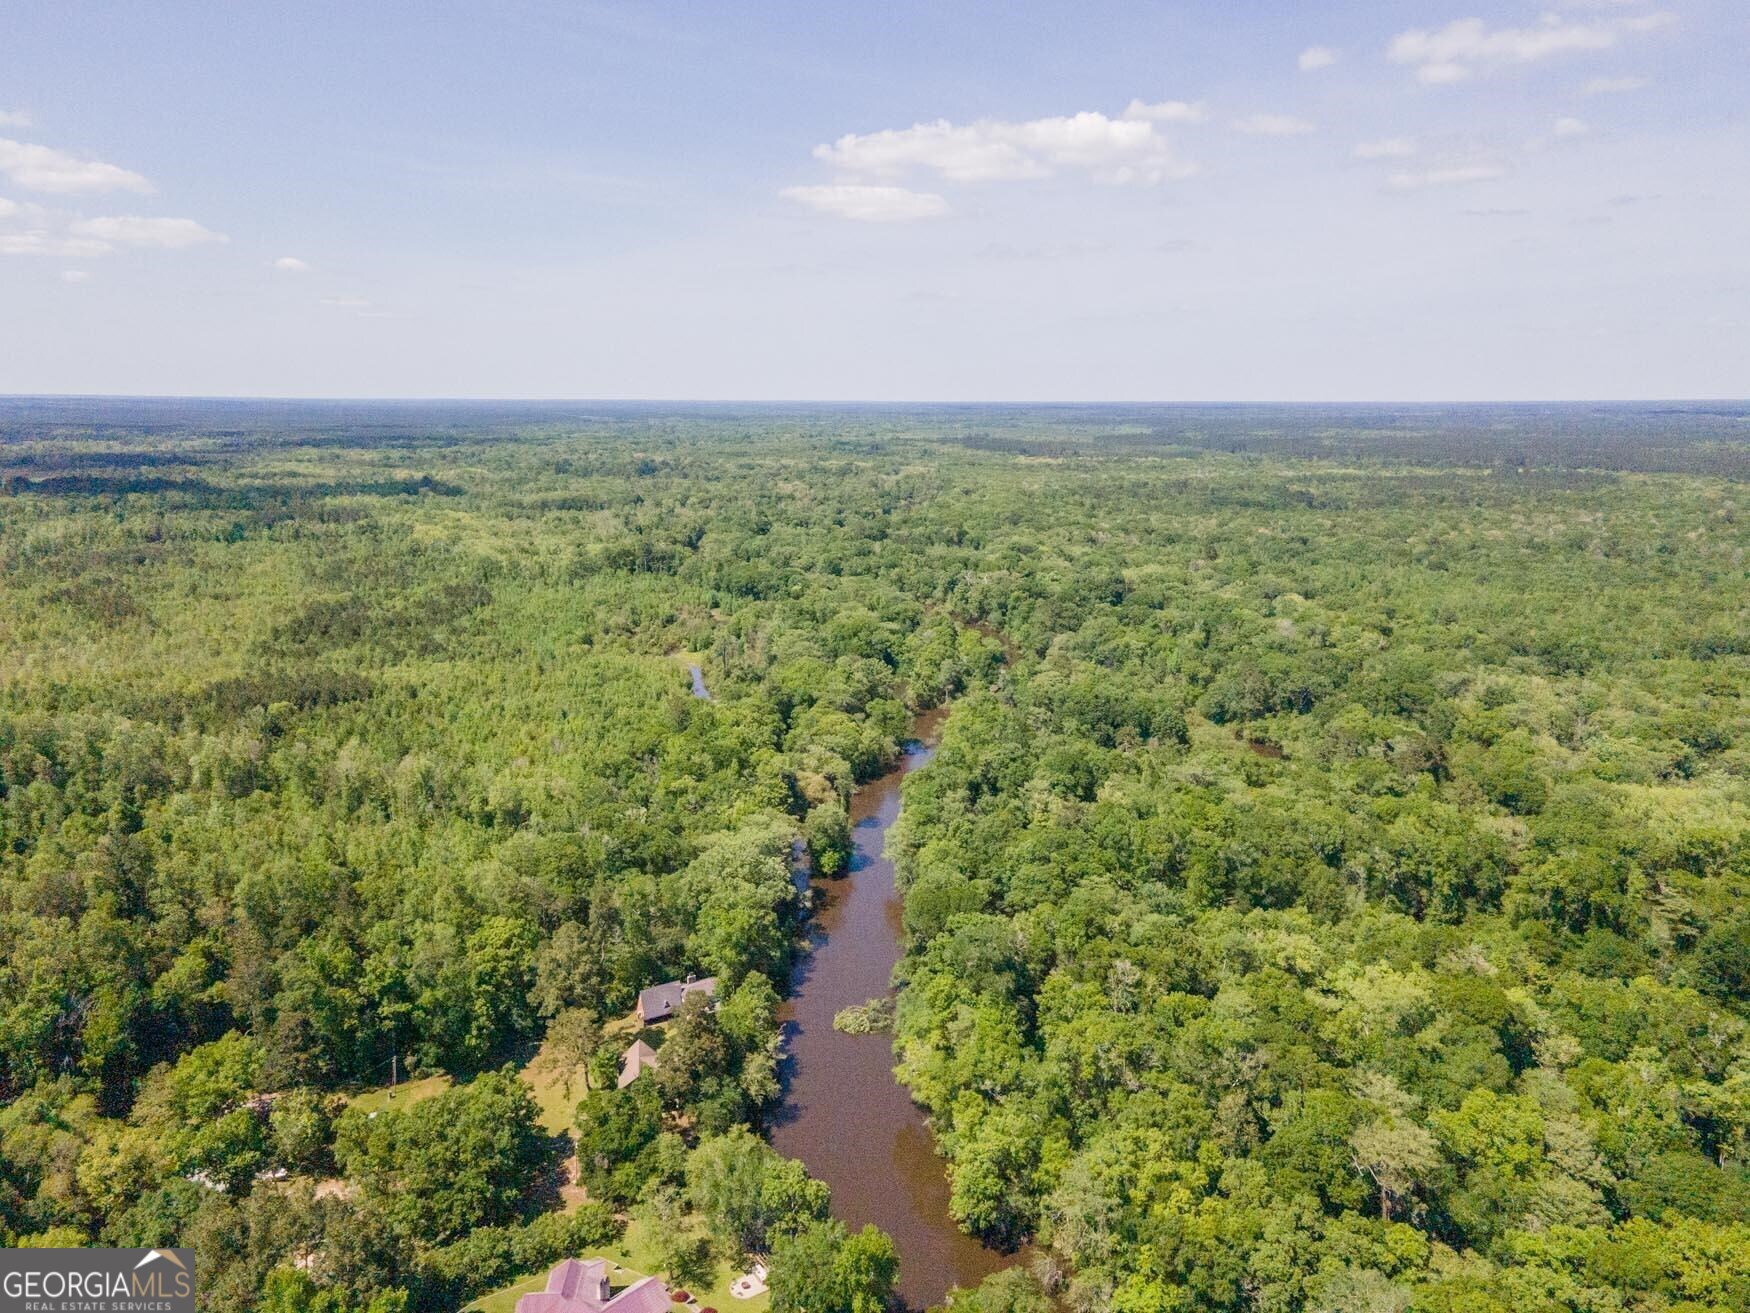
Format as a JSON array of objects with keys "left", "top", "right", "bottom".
[{"left": 770, "top": 709, "right": 1016, "bottom": 1309}]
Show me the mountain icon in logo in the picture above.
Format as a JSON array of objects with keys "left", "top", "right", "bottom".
[{"left": 134, "top": 1250, "right": 188, "bottom": 1271}]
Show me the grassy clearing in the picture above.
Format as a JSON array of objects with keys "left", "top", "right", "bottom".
[
  {"left": 345, "top": 1072, "right": 453, "bottom": 1116},
  {"left": 341, "top": 1029, "right": 610, "bottom": 1136},
  {"left": 340, "top": 1042, "right": 593, "bottom": 1210},
  {"left": 520, "top": 1035, "right": 589, "bottom": 1136}
]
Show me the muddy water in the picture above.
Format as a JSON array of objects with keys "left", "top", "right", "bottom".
[
  {"left": 771, "top": 709, "right": 1014, "bottom": 1309},
  {"left": 688, "top": 664, "right": 711, "bottom": 699}
]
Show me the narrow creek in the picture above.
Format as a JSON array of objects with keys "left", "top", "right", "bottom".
[
  {"left": 770, "top": 707, "right": 1014, "bottom": 1309},
  {"left": 687, "top": 661, "right": 1016, "bottom": 1304}
]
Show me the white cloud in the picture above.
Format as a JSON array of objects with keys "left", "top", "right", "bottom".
[
  {"left": 1388, "top": 165, "right": 1506, "bottom": 190},
  {"left": 274, "top": 255, "right": 312, "bottom": 272},
  {"left": 0, "top": 137, "right": 151, "bottom": 194},
  {"left": 0, "top": 230, "right": 114, "bottom": 257},
  {"left": 1354, "top": 137, "right": 1418, "bottom": 159},
  {"left": 1299, "top": 46, "right": 1339, "bottom": 71},
  {"left": 810, "top": 109, "right": 1198, "bottom": 186},
  {"left": 781, "top": 183, "right": 949, "bottom": 222},
  {"left": 0, "top": 110, "right": 31, "bottom": 128},
  {"left": 1584, "top": 75, "right": 1648, "bottom": 94},
  {"left": 815, "top": 121, "right": 1034, "bottom": 183},
  {"left": 0, "top": 202, "right": 225, "bottom": 258},
  {"left": 0, "top": 138, "right": 222, "bottom": 264},
  {"left": 1553, "top": 116, "right": 1591, "bottom": 138},
  {"left": 1122, "top": 99, "right": 1210, "bottom": 124},
  {"left": 69, "top": 215, "right": 226, "bottom": 248},
  {"left": 1234, "top": 114, "right": 1316, "bottom": 136},
  {"left": 1388, "top": 12, "right": 1674, "bottom": 83},
  {"left": 1416, "top": 62, "right": 1474, "bottom": 84},
  {"left": 61, "top": 269, "right": 90, "bottom": 283}
]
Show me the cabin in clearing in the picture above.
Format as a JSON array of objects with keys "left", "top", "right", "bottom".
[{"left": 635, "top": 974, "right": 718, "bottom": 1024}]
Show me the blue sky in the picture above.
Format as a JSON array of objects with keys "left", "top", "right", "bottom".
[{"left": 1, "top": 1, "right": 1744, "bottom": 400}]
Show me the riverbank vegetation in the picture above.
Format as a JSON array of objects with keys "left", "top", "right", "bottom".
[{"left": 1, "top": 400, "right": 1745, "bottom": 1312}]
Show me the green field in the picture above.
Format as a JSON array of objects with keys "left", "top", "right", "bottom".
[{"left": 346, "top": 1073, "right": 455, "bottom": 1118}]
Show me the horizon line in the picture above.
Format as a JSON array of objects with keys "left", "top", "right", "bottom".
[{"left": 4, "top": 393, "right": 1748, "bottom": 408}]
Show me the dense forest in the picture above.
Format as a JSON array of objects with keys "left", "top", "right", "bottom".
[{"left": 0, "top": 400, "right": 1745, "bottom": 1313}]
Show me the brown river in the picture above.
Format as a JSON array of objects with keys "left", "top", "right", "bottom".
[{"left": 770, "top": 707, "right": 1017, "bottom": 1309}]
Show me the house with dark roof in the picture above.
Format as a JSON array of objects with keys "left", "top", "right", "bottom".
[
  {"left": 635, "top": 973, "right": 718, "bottom": 1024},
  {"left": 515, "top": 1259, "right": 671, "bottom": 1313}
]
